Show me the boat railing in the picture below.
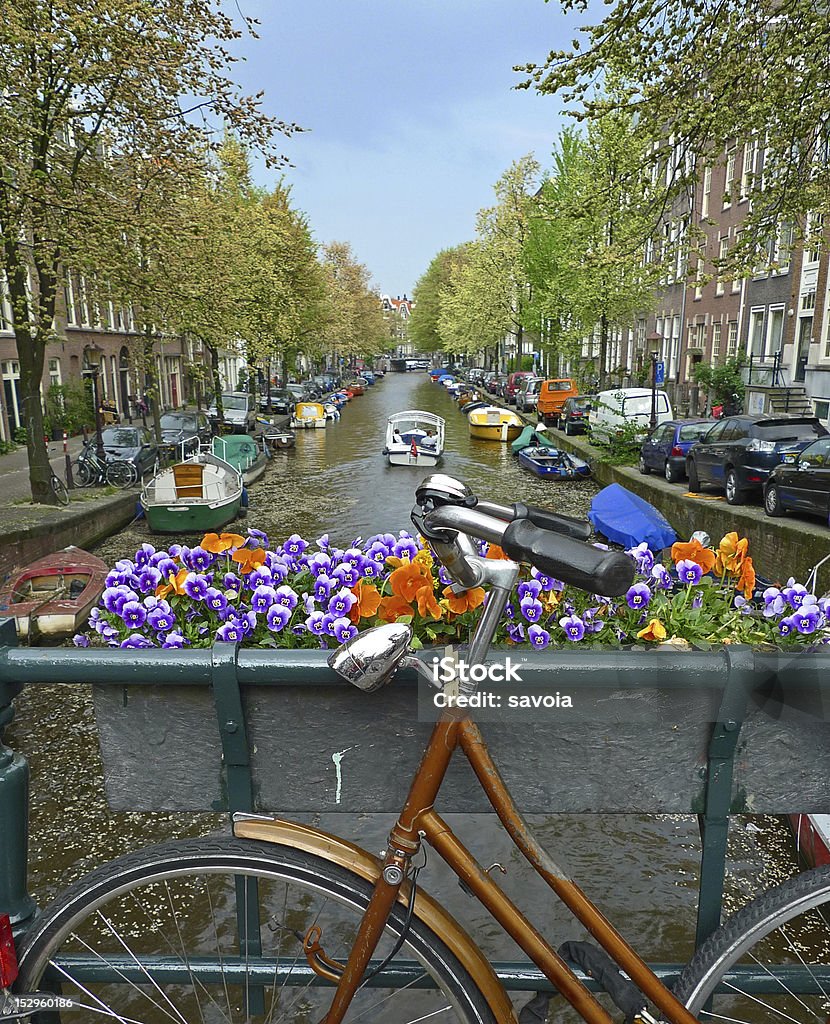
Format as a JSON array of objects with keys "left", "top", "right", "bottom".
[{"left": 168, "top": 435, "right": 201, "bottom": 463}]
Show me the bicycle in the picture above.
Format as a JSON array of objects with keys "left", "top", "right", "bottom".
[
  {"left": 10, "top": 474, "right": 830, "bottom": 1023},
  {"left": 47, "top": 465, "right": 68, "bottom": 507},
  {"left": 70, "top": 445, "right": 138, "bottom": 489}
]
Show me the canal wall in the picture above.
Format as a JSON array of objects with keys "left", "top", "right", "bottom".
[
  {"left": 0, "top": 492, "right": 138, "bottom": 579},
  {"left": 504, "top": 402, "right": 828, "bottom": 587}
]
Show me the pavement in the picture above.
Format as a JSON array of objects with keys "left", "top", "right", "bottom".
[{"left": 0, "top": 435, "right": 88, "bottom": 505}]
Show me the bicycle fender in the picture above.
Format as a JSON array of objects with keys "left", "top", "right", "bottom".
[{"left": 233, "top": 815, "right": 518, "bottom": 1023}]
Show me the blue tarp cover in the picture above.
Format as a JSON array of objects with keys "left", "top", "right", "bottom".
[{"left": 588, "top": 483, "right": 677, "bottom": 550}]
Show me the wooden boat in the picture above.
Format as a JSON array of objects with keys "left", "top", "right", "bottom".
[
  {"left": 0, "top": 547, "right": 107, "bottom": 641},
  {"left": 467, "top": 406, "right": 523, "bottom": 442},
  {"left": 384, "top": 411, "right": 445, "bottom": 467},
  {"left": 211, "top": 435, "right": 267, "bottom": 485},
  {"left": 140, "top": 452, "right": 243, "bottom": 533},
  {"left": 789, "top": 814, "right": 830, "bottom": 868},
  {"left": 517, "top": 446, "right": 591, "bottom": 479},
  {"left": 290, "top": 402, "right": 327, "bottom": 428}
]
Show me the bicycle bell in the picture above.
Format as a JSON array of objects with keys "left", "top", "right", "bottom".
[{"left": 328, "top": 622, "right": 413, "bottom": 692}]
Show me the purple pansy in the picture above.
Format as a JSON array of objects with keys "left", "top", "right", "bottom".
[
  {"left": 120, "top": 633, "right": 154, "bottom": 649},
  {"left": 185, "top": 547, "right": 214, "bottom": 573},
  {"left": 267, "top": 605, "right": 291, "bottom": 632},
  {"left": 102, "top": 586, "right": 138, "bottom": 616},
  {"left": 517, "top": 579, "right": 542, "bottom": 602},
  {"left": 331, "top": 616, "right": 357, "bottom": 643},
  {"left": 251, "top": 585, "right": 278, "bottom": 613},
  {"left": 72, "top": 633, "right": 90, "bottom": 647},
  {"left": 216, "top": 621, "right": 244, "bottom": 642},
  {"left": 247, "top": 566, "right": 273, "bottom": 590},
  {"left": 559, "top": 614, "right": 586, "bottom": 642},
  {"left": 393, "top": 537, "right": 419, "bottom": 560},
  {"left": 650, "top": 564, "right": 673, "bottom": 590},
  {"left": 247, "top": 527, "right": 269, "bottom": 548},
  {"left": 328, "top": 588, "right": 356, "bottom": 617},
  {"left": 531, "top": 568, "right": 564, "bottom": 591},
  {"left": 204, "top": 588, "right": 228, "bottom": 613},
  {"left": 778, "top": 616, "right": 798, "bottom": 637},
  {"left": 332, "top": 563, "right": 360, "bottom": 588},
  {"left": 506, "top": 622, "right": 526, "bottom": 643},
  {"left": 782, "top": 578, "right": 809, "bottom": 609},
  {"left": 147, "top": 606, "right": 176, "bottom": 632},
  {"left": 313, "top": 574, "right": 337, "bottom": 602},
  {"left": 162, "top": 631, "right": 187, "bottom": 648},
  {"left": 626, "top": 542, "right": 655, "bottom": 575},
  {"left": 284, "top": 534, "right": 308, "bottom": 558},
  {"left": 519, "top": 597, "right": 543, "bottom": 623},
  {"left": 183, "top": 573, "right": 209, "bottom": 601},
  {"left": 307, "top": 551, "right": 333, "bottom": 576},
  {"left": 527, "top": 624, "right": 551, "bottom": 649},
  {"left": 136, "top": 566, "right": 162, "bottom": 593},
  {"left": 223, "top": 572, "right": 242, "bottom": 592},
  {"left": 274, "top": 585, "right": 299, "bottom": 610},
  {"left": 676, "top": 560, "right": 703, "bottom": 586},
  {"left": 305, "top": 611, "right": 327, "bottom": 635},
  {"left": 134, "top": 543, "right": 156, "bottom": 568},
  {"left": 794, "top": 605, "right": 822, "bottom": 634},
  {"left": 626, "top": 583, "right": 652, "bottom": 610},
  {"left": 120, "top": 601, "right": 147, "bottom": 630}
]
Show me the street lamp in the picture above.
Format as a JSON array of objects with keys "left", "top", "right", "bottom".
[
  {"left": 82, "top": 345, "right": 106, "bottom": 462},
  {"left": 645, "top": 331, "right": 662, "bottom": 432}
]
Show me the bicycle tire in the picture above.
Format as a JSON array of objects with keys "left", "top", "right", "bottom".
[
  {"left": 674, "top": 864, "right": 830, "bottom": 1021},
  {"left": 70, "top": 458, "right": 96, "bottom": 488},
  {"left": 15, "top": 836, "right": 495, "bottom": 1024},
  {"left": 105, "top": 460, "right": 137, "bottom": 488},
  {"left": 50, "top": 474, "right": 69, "bottom": 506}
]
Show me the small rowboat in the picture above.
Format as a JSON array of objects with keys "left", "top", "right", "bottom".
[
  {"left": 291, "top": 402, "right": 327, "bottom": 428},
  {"left": 517, "top": 446, "right": 591, "bottom": 479},
  {"left": 468, "top": 406, "right": 523, "bottom": 443},
  {"left": 0, "top": 547, "right": 108, "bottom": 641},
  {"left": 141, "top": 452, "right": 243, "bottom": 534}
]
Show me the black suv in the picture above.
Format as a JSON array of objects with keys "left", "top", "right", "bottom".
[{"left": 686, "top": 415, "right": 828, "bottom": 505}]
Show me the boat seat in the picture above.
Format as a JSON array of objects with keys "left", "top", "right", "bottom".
[{"left": 173, "top": 463, "right": 204, "bottom": 499}]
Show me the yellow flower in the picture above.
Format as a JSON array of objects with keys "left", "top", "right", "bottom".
[
  {"left": 637, "top": 618, "right": 667, "bottom": 642},
  {"left": 715, "top": 532, "right": 749, "bottom": 575},
  {"left": 413, "top": 548, "right": 434, "bottom": 571}
]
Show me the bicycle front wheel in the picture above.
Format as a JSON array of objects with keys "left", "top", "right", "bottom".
[
  {"left": 675, "top": 865, "right": 830, "bottom": 1022},
  {"left": 70, "top": 458, "right": 95, "bottom": 487},
  {"left": 105, "top": 460, "right": 138, "bottom": 488},
  {"left": 50, "top": 474, "right": 69, "bottom": 506},
  {"left": 15, "top": 836, "right": 495, "bottom": 1024}
]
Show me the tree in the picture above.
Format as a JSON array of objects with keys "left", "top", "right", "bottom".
[
  {"left": 320, "top": 243, "right": 389, "bottom": 369},
  {"left": 0, "top": 0, "right": 299, "bottom": 503},
  {"left": 518, "top": 0, "right": 830, "bottom": 257},
  {"left": 409, "top": 247, "right": 469, "bottom": 354}
]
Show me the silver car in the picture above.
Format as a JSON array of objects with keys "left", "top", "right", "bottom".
[
  {"left": 515, "top": 376, "right": 544, "bottom": 413},
  {"left": 207, "top": 391, "right": 256, "bottom": 434}
]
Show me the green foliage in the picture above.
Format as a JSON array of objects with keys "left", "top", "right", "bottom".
[
  {"left": 0, "top": 439, "right": 16, "bottom": 455},
  {"left": 520, "top": 355, "right": 534, "bottom": 371},
  {"left": 409, "top": 247, "right": 468, "bottom": 353},
  {"left": 589, "top": 417, "right": 646, "bottom": 465},
  {"left": 694, "top": 358, "right": 746, "bottom": 408},
  {"left": 45, "top": 381, "right": 94, "bottom": 435}
]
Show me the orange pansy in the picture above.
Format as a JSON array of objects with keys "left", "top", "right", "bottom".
[
  {"left": 637, "top": 618, "right": 667, "bottom": 642},
  {"left": 737, "top": 555, "right": 756, "bottom": 600},
  {"left": 670, "top": 538, "right": 717, "bottom": 574},
  {"left": 486, "top": 543, "right": 509, "bottom": 560},
  {"left": 415, "top": 584, "right": 443, "bottom": 620},
  {"left": 715, "top": 532, "right": 749, "bottom": 574},
  {"left": 201, "top": 532, "right": 245, "bottom": 554},
  {"left": 389, "top": 560, "right": 431, "bottom": 602},
  {"left": 378, "top": 594, "right": 414, "bottom": 623},
  {"left": 349, "top": 581, "right": 382, "bottom": 624},
  {"left": 231, "top": 546, "right": 267, "bottom": 575},
  {"left": 442, "top": 585, "right": 486, "bottom": 615},
  {"left": 155, "top": 567, "right": 189, "bottom": 599}
]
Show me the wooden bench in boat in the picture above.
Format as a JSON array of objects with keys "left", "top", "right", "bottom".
[{"left": 172, "top": 462, "right": 204, "bottom": 499}]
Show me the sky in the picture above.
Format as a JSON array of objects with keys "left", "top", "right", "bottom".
[{"left": 228, "top": 0, "right": 582, "bottom": 298}]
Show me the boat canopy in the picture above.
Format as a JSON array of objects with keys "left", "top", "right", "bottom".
[{"left": 588, "top": 483, "right": 677, "bottom": 550}]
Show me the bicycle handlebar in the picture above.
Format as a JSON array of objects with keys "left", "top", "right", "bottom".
[{"left": 418, "top": 479, "right": 635, "bottom": 598}]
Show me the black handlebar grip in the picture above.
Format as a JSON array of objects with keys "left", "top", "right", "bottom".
[
  {"left": 512, "top": 501, "right": 592, "bottom": 541},
  {"left": 501, "top": 519, "right": 635, "bottom": 596}
]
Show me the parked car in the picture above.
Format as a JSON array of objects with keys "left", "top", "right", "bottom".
[
  {"left": 505, "top": 371, "right": 534, "bottom": 405},
  {"left": 639, "top": 418, "right": 714, "bottom": 483},
  {"left": 487, "top": 374, "right": 506, "bottom": 395},
  {"left": 590, "top": 387, "right": 674, "bottom": 442},
  {"left": 259, "top": 389, "right": 294, "bottom": 415},
  {"left": 536, "top": 378, "right": 579, "bottom": 427},
  {"left": 207, "top": 391, "right": 256, "bottom": 434},
  {"left": 764, "top": 436, "right": 830, "bottom": 520},
  {"left": 559, "top": 395, "right": 594, "bottom": 436},
  {"left": 95, "top": 426, "right": 159, "bottom": 477},
  {"left": 159, "top": 411, "right": 212, "bottom": 460},
  {"left": 515, "top": 376, "right": 544, "bottom": 413},
  {"left": 686, "top": 415, "right": 829, "bottom": 505}
]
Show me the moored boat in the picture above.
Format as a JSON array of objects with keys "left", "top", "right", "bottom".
[
  {"left": 467, "top": 406, "right": 523, "bottom": 442},
  {"left": 384, "top": 410, "right": 445, "bottom": 467},
  {"left": 291, "top": 402, "right": 327, "bottom": 428},
  {"left": 211, "top": 435, "right": 267, "bottom": 485},
  {"left": 511, "top": 424, "right": 560, "bottom": 454},
  {"left": 140, "top": 452, "right": 243, "bottom": 533},
  {"left": 789, "top": 814, "right": 830, "bottom": 868},
  {"left": 517, "top": 446, "right": 591, "bottom": 479},
  {"left": 0, "top": 547, "right": 108, "bottom": 641}
]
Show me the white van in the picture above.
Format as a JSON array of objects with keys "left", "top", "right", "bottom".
[{"left": 590, "top": 387, "right": 674, "bottom": 442}]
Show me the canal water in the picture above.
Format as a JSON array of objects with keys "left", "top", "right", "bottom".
[{"left": 8, "top": 370, "right": 799, "bottom": 1013}]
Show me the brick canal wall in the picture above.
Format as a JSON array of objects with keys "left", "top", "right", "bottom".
[{"left": 0, "top": 493, "right": 137, "bottom": 580}]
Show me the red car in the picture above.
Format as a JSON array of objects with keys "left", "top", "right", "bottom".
[{"left": 505, "top": 371, "right": 534, "bottom": 405}]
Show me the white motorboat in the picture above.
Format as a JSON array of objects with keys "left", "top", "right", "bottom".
[{"left": 384, "top": 411, "right": 445, "bottom": 467}]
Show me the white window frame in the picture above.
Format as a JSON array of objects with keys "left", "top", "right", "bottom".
[
  {"left": 712, "top": 322, "right": 722, "bottom": 361},
  {"left": 723, "top": 149, "right": 736, "bottom": 208},
  {"left": 716, "top": 237, "right": 728, "bottom": 296},
  {"left": 727, "top": 321, "right": 738, "bottom": 359},
  {"left": 701, "top": 166, "right": 712, "bottom": 218},
  {"left": 748, "top": 308, "right": 766, "bottom": 359},
  {"left": 765, "top": 305, "right": 785, "bottom": 355}
]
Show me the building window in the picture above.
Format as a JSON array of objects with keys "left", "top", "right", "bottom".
[
  {"left": 815, "top": 399, "right": 829, "bottom": 421},
  {"left": 748, "top": 308, "right": 766, "bottom": 358},
  {"left": 716, "top": 237, "right": 729, "bottom": 296},
  {"left": 766, "top": 306, "right": 785, "bottom": 354},
  {"left": 740, "top": 140, "right": 757, "bottom": 200},
  {"left": 773, "top": 221, "right": 794, "bottom": 273},
  {"left": 64, "top": 274, "right": 78, "bottom": 326},
  {"left": 807, "top": 213, "right": 823, "bottom": 263},
  {"left": 727, "top": 321, "right": 738, "bottom": 358},
  {"left": 701, "top": 166, "right": 712, "bottom": 218},
  {"left": 76, "top": 274, "right": 91, "bottom": 326},
  {"left": 724, "top": 149, "right": 736, "bottom": 207},
  {"left": 48, "top": 358, "right": 61, "bottom": 387},
  {"left": 712, "top": 323, "right": 722, "bottom": 361}
]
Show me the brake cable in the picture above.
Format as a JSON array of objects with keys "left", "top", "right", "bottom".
[{"left": 358, "top": 848, "right": 426, "bottom": 988}]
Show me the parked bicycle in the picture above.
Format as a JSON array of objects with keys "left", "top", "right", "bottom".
[
  {"left": 10, "top": 475, "right": 830, "bottom": 1023},
  {"left": 70, "top": 445, "right": 138, "bottom": 489}
]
